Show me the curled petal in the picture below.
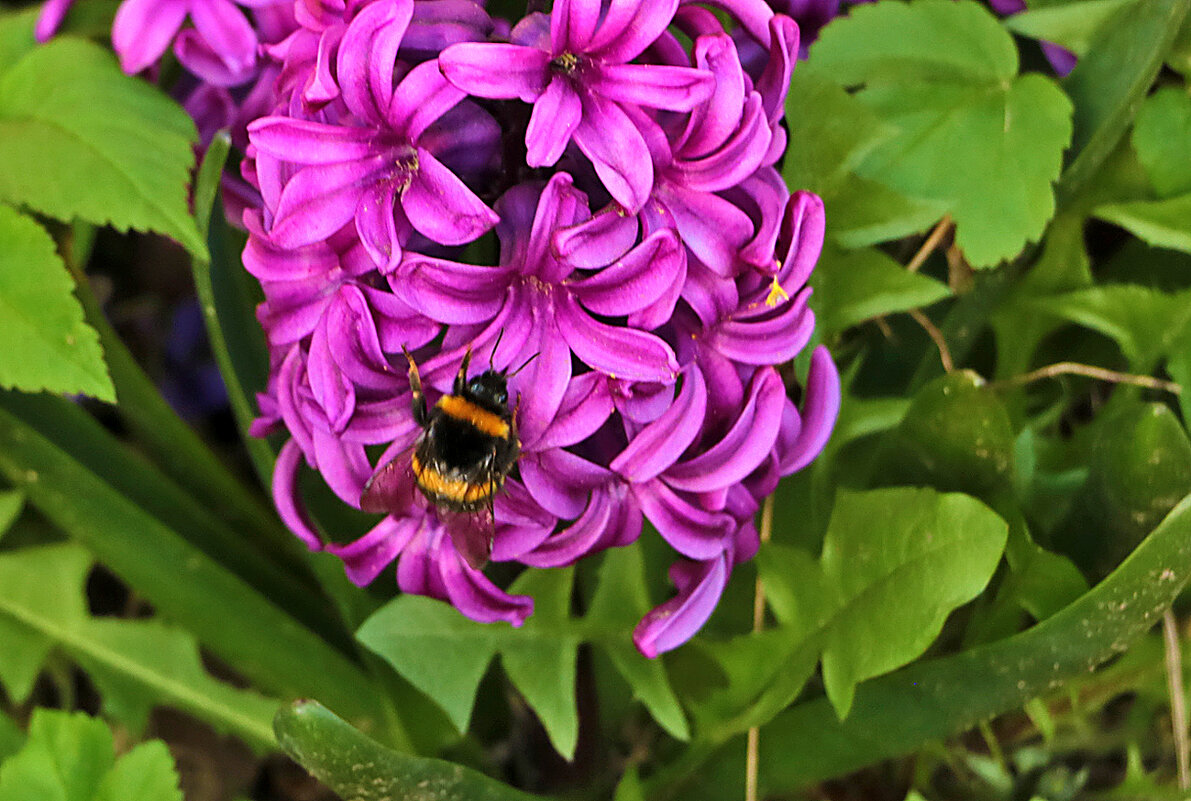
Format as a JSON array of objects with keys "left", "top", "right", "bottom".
[
  {"left": 402, "top": 149, "right": 499, "bottom": 246},
  {"left": 492, "top": 481, "right": 558, "bottom": 561},
  {"left": 337, "top": 0, "right": 413, "bottom": 121},
  {"left": 388, "top": 60, "right": 467, "bottom": 141},
  {"left": 273, "top": 439, "right": 323, "bottom": 550},
  {"left": 568, "top": 229, "right": 683, "bottom": 316},
  {"left": 779, "top": 346, "right": 840, "bottom": 474},
  {"left": 679, "top": 0, "right": 773, "bottom": 47},
  {"left": 611, "top": 366, "right": 706, "bottom": 483},
  {"left": 326, "top": 515, "right": 420, "bottom": 585},
  {"left": 512, "top": 309, "right": 573, "bottom": 447},
  {"left": 520, "top": 448, "right": 610, "bottom": 518},
  {"left": 573, "top": 94, "right": 653, "bottom": 213},
  {"left": 439, "top": 42, "right": 550, "bottom": 101},
  {"left": 248, "top": 118, "right": 378, "bottom": 165},
  {"left": 312, "top": 427, "right": 372, "bottom": 504},
  {"left": 710, "top": 287, "right": 815, "bottom": 365},
  {"left": 590, "top": 64, "right": 714, "bottom": 112},
  {"left": 399, "top": 255, "right": 511, "bottom": 323},
  {"left": 553, "top": 206, "right": 639, "bottom": 270},
  {"left": 189, "top": 0, "right": 257, "bottom": 78},
  {"left": 756, "top": 14, "right": 799, "bottom": 124},
  {"left": 635, "top": 479, "right": 734, "bottom": 559},
  {"left": 589, "top": 0, "right": 679, "bottom": 63},
  {"left": 658, "top": 183, "right": 752, "bottom": 276},
  {"left": 674, "top": 93, "right": 771, "bottom": 192},
  {"left": 732, "top": 167, "right": 789, "bottom": 270},
  {"left": 552, "top": 0, "right": 600, "bottom": 54},
  {"left": 633, "top": 554, "right": 728, "bottom": 657},
  {"left": 270, "top": 158, "right": 379, "bottom": 249},
  {"left": 521, "top": 489, "right": 612, "bottom": 567},
  {"left": 438, "top": 546, "right": 535, "bottom": 625},
  {"left": 676, "top": 33, "right": 746, "bottom": 158},
  {"left": 775, "top": 191, "right": 826, "bottom": 294},
  {"left": 526, "top": 174, "right": 590, "bottom": 283},
  {"left": 664, "top": 368, "right": 785, "bottom": 492},
  {"left": 556, "top": 292, "right": 678, "bottom": 381},
  {"left": 525, "top": 77, "right": 582, "bottom": 167},
  {"left": 35, "top": 0, "right": 74, "bottom": 42},
  {"left": 535, "top": 372, "right": 615, "bottom": 450},
  {"left": 356, "top": 182, "right": 405, "bottom": 273},
  {"left": 112, "top": 0, "right": 188, "bottom": 74}
]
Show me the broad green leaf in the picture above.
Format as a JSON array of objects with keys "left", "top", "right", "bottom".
[
  {"left": 1131, "top": 88, "right": 1191, "bottom": 197},
  {"left": 0, "top": 207, "right": 113, "bottom": 400},
  {"left": 0, "top": 544, "right": 279, "bottom": 748},
  {"left": 613, "top": 768, "right": 645, "bottom": 801},
  {"left": 825, "top": 177, "right": 947, "bottom": 249},
  {"left": 745, "top": 491, "right": 1191, "bottom": 793},
  {"left": 0, "top": 12, "right": 37, "bottom": 75},
  {"left": 1094, "top": 194, "right": 1191, "bottom": 254},
  {"left": 0, "top": 710, "right": 181, "bottom": 801},
  {"left": 360, "top": 545, "right": 689, "bottom": 756},
  {"left": 1171, "top": 13, "right": 1191, "bottom": 73},
  {"left": 1057, "top": 0, "right": 1191, "bottom": 205},
  {"left": 358, "top": 571, "right": 579, "bottom": 758},
  {"left": 275, "top": 700, "right": 542, "bottom": 801},
  {"left": 1004, "top": 0, "right": 1138, "bottom": 56},
  {"left": 0, "top": 396, "right": 393, "bottom": 741},
  {"left": 810, "top": 247, "right": 951, "bottom": 337},
  {"left": 819, "top": 487, "right": 1008, "bottom": 717},
  {"left": 879, "top": 372, "right": 1017, "bottom": 502},
  {"left": 0, "top": 711, "right": 112, "bottom": 801},
  {"left": 808, "top": 0, "right": 1073, "bottom": 266},
  {"left": 0, "top": 37, "right": 203, "bottom": 257},
  {"left": 1027, "top": 284, "right": 1191, "bottom": 369},
  {"left": 1053, "top": 404, "right": 1191, "bottom": 578},
  {"left": 586, "top": 545, "right": 689, "bottom": 741}
]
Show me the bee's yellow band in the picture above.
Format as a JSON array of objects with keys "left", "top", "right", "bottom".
[
  {"left": 437, "top": 395, "right": 511, "bottom": 438},
  {"left": 412, "top": 454, "right": 495, "bottom": 505}
]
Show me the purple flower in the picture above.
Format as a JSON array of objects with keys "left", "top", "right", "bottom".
[{"left": 439, "top": 0, "right": 714, "bottom": 211}]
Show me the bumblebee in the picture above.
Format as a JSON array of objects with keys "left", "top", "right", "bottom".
[{"left": 361, "top": 344, "right": 520, "bottom": 569}]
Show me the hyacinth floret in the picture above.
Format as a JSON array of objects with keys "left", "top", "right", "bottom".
[{"left": 38, "top": 0, "right": 842, "bottom": 657}]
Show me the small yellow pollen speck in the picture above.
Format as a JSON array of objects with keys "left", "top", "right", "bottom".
[{"left": 764, "top": 277, "right": 789, "bottom": 307}]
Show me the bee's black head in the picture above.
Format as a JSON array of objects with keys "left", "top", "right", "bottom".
[{"left": 464, "top": 369, "right": 510, "bottom": 412}]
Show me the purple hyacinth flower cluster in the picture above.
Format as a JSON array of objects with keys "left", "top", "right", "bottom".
[{"left": 39, "top": 0, "right": 840, "bottom": 656}]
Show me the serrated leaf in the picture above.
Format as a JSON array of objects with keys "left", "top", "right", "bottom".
[
  {"left": 808, "top": 0, "right": 1073, "bottom": 266},
  {"left": 827, "top": 177, "right": 948, "bottom": 249},
  {"left": 1004, "top": 0, "right": 1138, "bottom": 56},
  {"left": 1094, "top": 194, "right": 1191, "bottom": 254},
  {"left": 810, "top": 246, "right": 951, "bottom": 336},
  {"left": 0, "top": 206, "right": 113, "bottom": 400},
  {"left": 819, "top": 487, "right": 1008, "bottom": 718},
  {"left": 0, "top": 37, "right": 203, "bottom": 257},
  {"left": 1131, "top": 88, "right": 1191, "bottom": 197},
  {"left": 0, "top": 710, "right": 181, "bottom": 801},
  {"left": 0, "top": 544, "right": 278, "bottom": 748},
  {"left": 275, "top": 701, "right": 541, "bottom": 801},
  {"left": 1027, "top": 284, "right": 1191, "bottom": 368}
]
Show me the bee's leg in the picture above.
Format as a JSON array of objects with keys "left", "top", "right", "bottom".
[
  {"left": 402, "top": 346, "right": 429, "bottom": 427},
  {"left": 454, "top": 344, "right": 474, "bottom": 395}
]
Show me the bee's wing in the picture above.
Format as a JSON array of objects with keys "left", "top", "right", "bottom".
[
  {"left": 440, "top": 504, "right": 495, "bottom": 570},
  {"left": 360, "top": 447, "right": 419, "bottom": 516}
]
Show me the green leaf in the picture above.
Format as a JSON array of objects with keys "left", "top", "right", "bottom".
[
  {"left": 0, "top": 710, "right": 181, "bottom": 801},
  {"left": 1004, "top": 0, "right": 1138, "bottom": 56},
  {"left": 0, "top": 37, "right": 203, "bottom": 257},
  {"left": 360, "top": 545, "right": 689, "bottom": 756},
  {"left": 0, "top": 395, "right": 393, "bottom": 741},
  {"left": 0, "top": 712, "right": 20, "bottom": 764},
  {"left": 879, "top": 371, "right": 1017, "bottom": 501},
  {"left": 810, "top": 246, "right": 951, "bottom": 337},
  {"left": 808, "top": 0, "right": 1073, "bottom": 266},
  {"left": 1094, "top": 194, "right": 1191, "bottom": 254},
  {"left": 826, "top": 177, "right": 947, "bottom": 250},
  {"left": 0, "top": 207, "right": 113, "bottom": 400},
  {"left": 819, "top": 488, "right": 1008, "bottom": 718},
  {"left": 746, "top": 490, "right": 1191, "bottom": 793},
  {"left": 613, "top": 768, "right": 645, "bottom": 801},
  {"left": 1131, "top": 88, "right": 1191, "bottom": 197},
  {"left": 275, "top": 700, "right": 542, "bottom": 801},
  {"left": 586, "top": 545, "right": 690, "bottom": 741},
  {"left": 358, "top": 570, "right": 579, "bottom": 759},
  {"left": 1027, "top": 284, "right": 1191, "bottom": 368},
  {"left": 1056, "top": 0, "right": 1191, "bottom": 205},
  {"left": 0, "top": 489, "right": 22, "bottom": 542},
  {"left": 0, "top": 544, "right": 280, "bottom": 748}
]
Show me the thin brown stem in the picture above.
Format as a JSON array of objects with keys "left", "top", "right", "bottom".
[
  {"left": 909, "top": 308, "right": 953, "bottom": 372},
  {"left": 906, "top": 215, "right": 954, "bottom": 273},
  {"left": 1163, "top": 609, "right": 1189, "bottom": 790},
  {"left": 991, "top": 362, "right": 1182, "bottom": 395},
  {"left": 745, "top": 494, "right": 776, "bottom": 801}
]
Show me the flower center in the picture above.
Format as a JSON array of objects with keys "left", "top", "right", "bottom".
[{"left": 550, "top": 52, "right": 580, "bottom": 75}]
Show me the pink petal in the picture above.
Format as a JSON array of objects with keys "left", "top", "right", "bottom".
[
  {"left": 551, "top": 0, "right": 600, "bottom": 53},
  {"left": 112, "top": 0, "right": 188, "bottom": 75},
  {"left": 521, "top": 489, "right": 611, "bottom": 567},
  {"left": 568, "top": 229, "right": 684, "bottom": 315},
  {"left": 658, "top": 183, "right": 753, "bottom": 276},
  {"left": 611, "top": 366, "right": 706, "bottom": 483},
  {"left": 270, "top": 158, "right": 379, "bottom": 249},
  {"left": 553, "top": 205, "right": 639, "bottom": 269},
  {"left": 398, "top": 255, "right": 512, "bottom": 323},
  {"left": 780, "top": 346, "right": 840, "bottom": 474},
  {"left": 439, "top": 42, "right": 550, "bottom": 101},
  {"left": 525, "top": 76, "right": 582, "bottom": 167},
  {"left": 326, "top": 516, "right": 420, "bottom": 585},
  {"left": 573, "top": 93, "right": 654, "bottom": 213},
  {"left": 635, "top": 479, "right": 734, "bottom": 560},
  {"left": 337, "top": 0, "right": 413, "bottom": 122},
  {"left": 189, "top": 0, "right": 257, "bottom": 77},
  {"left": 675, "top": 33, "right": 746, "bottom": 158},
  {"left": 590, "top": 63, "right": 714, "bottom": 112},
  {"left": 588, "top": 0, "right": 678, "bottom": 63},
  {"left": 402, "top": 149, "right": 498, "bottom": 246},
  {"left": 387, "top": 60, "right": 467, "bottom": 141},
  {"left": 556, "top": 292, "right": 679, "bottom": 381},
  {"left": 248, "top": 117, "right": 378, "bottom": 165},
  {"left": 674, "top": 93, "right": 771, "bottom": 192},
  {"left": 633, "top": 554, "right": 728, "bottom": 657},
  {"left": 273, "top": 439, "right": 323, "bottom": 550}
]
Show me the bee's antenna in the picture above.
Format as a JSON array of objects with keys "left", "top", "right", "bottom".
[
  {"left": 489, "top": 327, "right": 505, "bottom": 370},
  {"left": 509, "top": 351, "right": 540, "bottom": 377}
]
